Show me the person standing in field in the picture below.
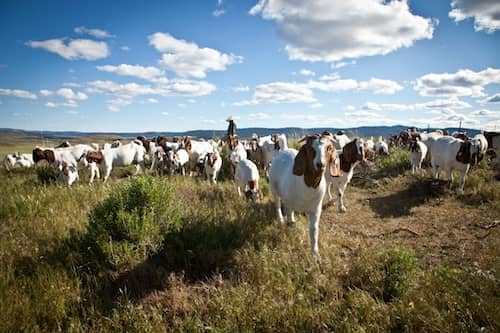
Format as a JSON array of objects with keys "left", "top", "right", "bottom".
[{"left": 227, "top": 116, "right": 237, "bottom": 138}]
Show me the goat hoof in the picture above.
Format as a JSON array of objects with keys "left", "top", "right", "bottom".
[{"left": 339, "top": 206, "right": 347, "bottom": 213}]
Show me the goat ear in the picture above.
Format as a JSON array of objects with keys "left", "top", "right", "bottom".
[
  {"left": 293, "top": 144, "right": 308, "bottom": 176},
  {"left": 329, "top": 149, "right": 341, "bottom": 177}
]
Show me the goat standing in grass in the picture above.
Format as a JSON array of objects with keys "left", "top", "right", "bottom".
[
  {"left": 325, "top": 138, "right": 365, "bottom": 213},
  {"left": 269, "top": 134, "right": 339, "bottom": 257}
]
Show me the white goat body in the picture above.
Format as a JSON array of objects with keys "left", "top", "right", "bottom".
[{"left": 235, "top": 159, "right": 260, "bottom": 201}]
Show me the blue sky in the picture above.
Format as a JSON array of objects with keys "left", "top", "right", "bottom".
[{"left": 0, "top": 0, "right": 499, "bottom": 132}]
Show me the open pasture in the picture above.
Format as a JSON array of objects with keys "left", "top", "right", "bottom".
[{"left": 0, "top": 137, "right": 499, "bottom": 332}]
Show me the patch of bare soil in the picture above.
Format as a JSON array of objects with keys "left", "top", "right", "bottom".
[{"left": 322, "top": 175, "right": 499, "bottom": 269}]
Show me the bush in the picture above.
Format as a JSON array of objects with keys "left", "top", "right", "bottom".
[
  {"left": 376, "top": 148, "right": 412, "bottom": 176},
  {"left": 87, "top": 176, "right": 182, "bottom": 269},
  {"left": 36, "top": 166, "right": 59, "bottom": 184},
  {"left": 345, "top": 248, "right": 418, "bottom": 302}
]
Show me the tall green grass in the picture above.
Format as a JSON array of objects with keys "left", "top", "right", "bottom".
[{"left": 0, "top": 162, "right": 499, "bottom": 332}]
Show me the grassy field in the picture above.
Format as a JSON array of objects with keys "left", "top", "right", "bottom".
[{"left": 0, "top": 138, "right": 499, "bottom": 332}]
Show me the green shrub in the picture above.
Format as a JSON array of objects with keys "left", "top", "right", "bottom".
[
  {"left": 376, "top": 149, "right": 412, "bottom": 176},
  {"left": 36, "top": 166, "right": 59, "bottom": 184},
  {"left": 346, "top": 248, "right": 418, "bottom": 302},
  {"left": 394, "top": 266, "right": 500, "bottom": 332},
  {"left": 87, "top": 176, "right": 182, "bottom": 269}
]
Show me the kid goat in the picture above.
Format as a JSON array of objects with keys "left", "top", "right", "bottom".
[{"left": 325, "top": 138, "right": 365, "bottom": 213}]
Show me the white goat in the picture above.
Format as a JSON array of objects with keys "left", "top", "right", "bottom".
[
  {"left": 182, "top": 137, "right": 214, "bottom": 175},
  {"left": 471, "top": 133, "right": 488, "bottom": 161},
  {"left": 204, "top": 151, "right": 223, "bottom": 184},
  {"left": 235, "top": 159, "right": 261, "bottom": 202},
  {"left": 58, "top": 162, "right": 79, "bottom": 186},
  {"left": 333, "top": 132, "right": 350, "bottom": 149},
  {"left": 326, "top": 138, "right": 365, "bottom": 213},
  {"left": 374, "top": 137, "right": 389, "bottom": 155},
  {"left": 428, "top": 136, "right": 480, "bottom": 193},
  {"left": 164, "top": 148, "right": 190, "bottom": 176},
  {"left": 85, "top": 140, "right": 146, "bottom": 182},
  {"left": 269, "top": 134, "right": 339, "bottom": 257},
  {"left": 409, "top": 139, "right": 428, "bottom": 175},
  {"left": 257, "top": 133, "right": 288, "bottom": 174}
]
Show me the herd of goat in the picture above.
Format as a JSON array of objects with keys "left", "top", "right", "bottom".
[{"left": 3, "top": 128, "right": 499, "bottom": 256}]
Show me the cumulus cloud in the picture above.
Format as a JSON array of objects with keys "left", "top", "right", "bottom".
[
  {"left": 45, "top": 100, "right": 78, "bottom": 108},
  {"left": 248, "top": 112, "right": 271, "bottom": 120},
  {"left": 449, "top": 0, "right": 500, "bottom": 33},
  {"left": 470, "top": 109, "right": 500, "bottom": 117},
  {"left": 232, "top": 85, "right": 250, "bottom": 92},
  {"left": 415, "top": 68, "right": 500, "bottom": 97},
  {"left": 107, "top": 98, "right": 132, "bottom": 112},
  {"left": 96, "top": 64, "right": 165, "bottom": 81},
  {"left": 213, "top": 0, "right": 226, "bottom": 17},
  {"left": 74, "top": 26, "right": 115, "bottom": 38},
  {"left": 234, "top": 76, "right": 402, "bottom": 106},
  {"left": 0, "top": 88, "right": 37, "bottom": 99},
  {"left": 40, "top": 88, "right": 88, "bottom": 101},
  {"left": 250, "top": 0, "right": 435, "bottom": 62},
  {"left": 332, "top": 60, "right": 356, "bottom": 69},
  {"left": 480, "top": 93, "right": 500, "bottom": 103},
  {"left": 148, "top": 32, "right": 242, "bottom": 78},
  {"left": 87, "top": 79, "right": 215, "bottom": 100},
  {"left": 358, "top": 78, "right": 404, "bottom": 94},
  {"left": 146, "top": 98, "right": 159, "bottom": 104},
  {"left": 26, "top": 38, "right": 109, "bottom": 60},
  {"left": 299, "top": 69, "right": 315, "bottom": 76},
  {"left": 233, "top": 81, "right": 316, "bottom": 106},
  {"left": 362, "top": 97, "right": 471, "bottom": 112}
]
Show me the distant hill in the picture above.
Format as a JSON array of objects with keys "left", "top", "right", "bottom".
[{"left": 0, "top": 125, "right": 481, "bottom": 141}]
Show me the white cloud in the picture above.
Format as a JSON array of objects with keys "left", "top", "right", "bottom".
[
  {"left": 45, "top": 100, "right": 78, "bottom": 108},
  {"left": 41, "top": 88, "right": 87, "bottom": 101},
  {"left": 307, "top": 79, "right": 359, "bottom": 92},
  {"left": 299, "top": 69, "right": 315, "bottom": 76},
  {"left": 96, "top": 64, "right": 165, "bottom": 81},
  {"left": 161, "top": 112, "right": 169, "bottom": 116},
  {"left": 65, "top": 110, "right": 79, "bottom": 115},
  {"left": 248, "top": 112, "right": 271, "bottom": 120},
  {"left": 232, "top": 85, "right": 250, "bottom": 92},
  {"left": 26, "top": 38, "right": 109, "bottom": 60},
  {"left": 74, "top": 26, "right": 114, "bottom": 39},
  {"left": 345, "top": 110, "right": 384, "bottom": 118},
  {"left": 480, "top": 93, "right": 500, "bottom": 103},
  {"left": 319, "top": 73, "right": 340, "bottom": 81},
  {"left": 107, "top": 98, "right": 131, "bottom": 112},
  {"left": 87, "top": 79, "right": 216, "bottom": 98},
  {"left": 362, "top": 97, "right": 471, "bottom": 112},
  {"left": 332, "top": 60, "right": 356, "bottom": 69},
  {"left": 234, "top": 76, "right": 402, "bottom": 106},
  {"left": 358, "top": 78, "right": 404, "bottom": 94},
  {"left": 57, "top": 88, "right": 87, "bottom": 101},
  {"left": 470, "top": 109, "right": 500, "bottom": 117},
  {"left": 87, "top": 80, "right": 156, "bottom": 98},
  {"left": 147, "top": 98, "right": 159, "bottom": 104},
  {"left": 0, "top": 88, "right": 37, "bottom": 99},
  {"left": 310, "top": 103, "right": 323, "bottom": 108},
  {"left": 233, "top": 81, "right": 316, "bottom": 106},
  {"left": 62, "top": 82, "right": 83, "bottom": 88},
  {"left": 213, "top": 9, "right": 226, "bottom": 17},
  {"left": 250, "top": 0, "right": 435, "bottom": 62},
  {"left": 213, "top": 0, "right": 226, "bottom": 17},
  {"left": 309, "top": 77, "right": 402, "bottom": 94},
  {"left": 149, "top": 32, "right": 242, "bottom": 78},
  {"left": 178, "top": 103, "right": 187, "bottom": 108},
  {"left": 121, "top": 46, "right": 130, "bottom": 51},
  {"left": 449, "top": 0, "right": 500, "bottom": 33},
  {"left": 415, "top": 67, "right": 500, "bottom": 97}
]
